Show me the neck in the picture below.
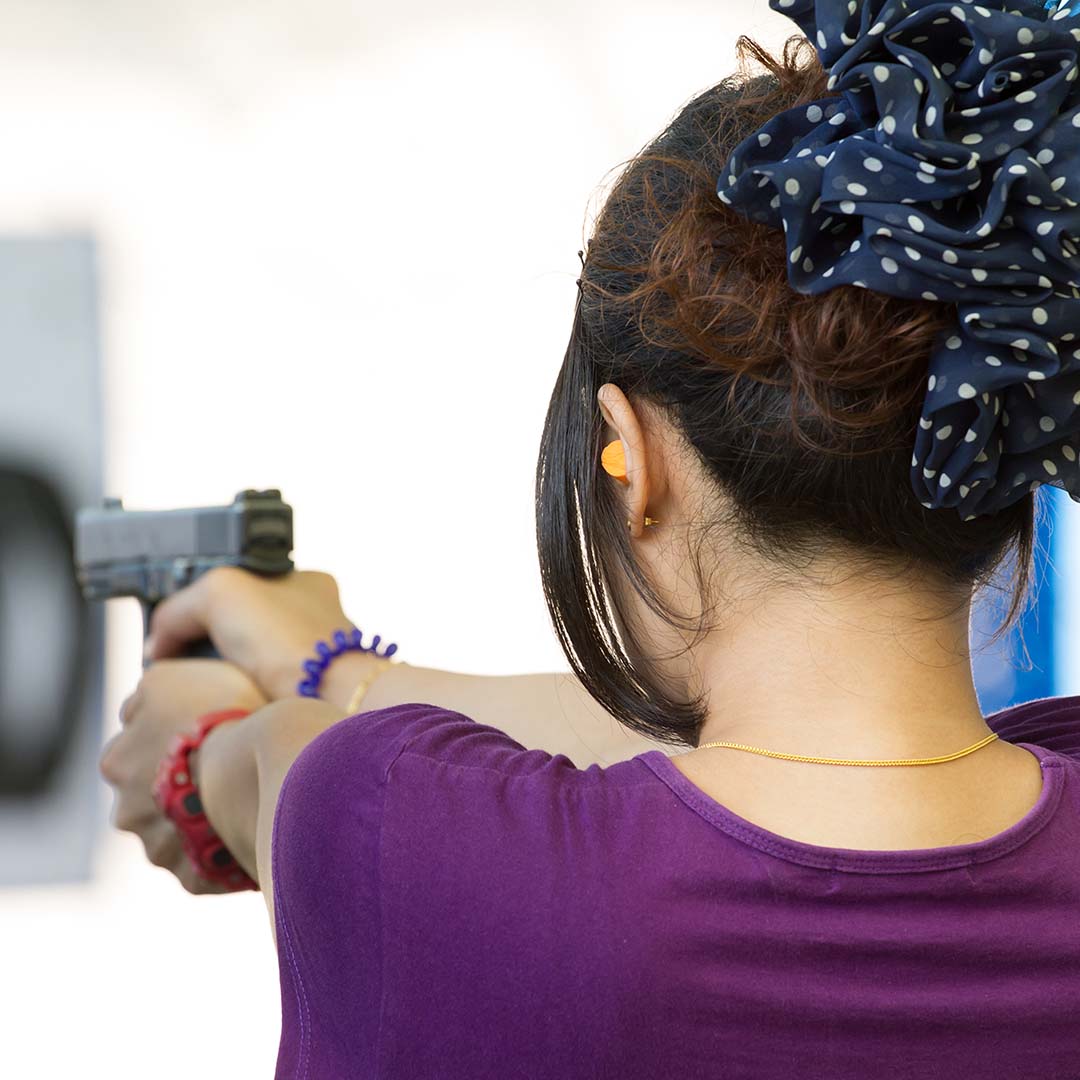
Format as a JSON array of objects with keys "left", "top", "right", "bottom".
[{"left": 690, "top": 569, "right": 991, "bottom": 761}]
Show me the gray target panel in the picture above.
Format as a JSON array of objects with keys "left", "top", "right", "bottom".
[{"left": 0, "top": 234, "right": 104, "bottom": 886}]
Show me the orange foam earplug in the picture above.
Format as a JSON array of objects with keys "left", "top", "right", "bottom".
[{"left": 601, "top": 439, "right": 630, "bottom": 486}]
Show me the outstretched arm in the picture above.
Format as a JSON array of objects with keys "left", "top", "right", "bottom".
[
  {"left": 145, "top": 567, "right": 676, "bottom": 767},
  {"left": 322, "top": 656, "right": 673, "bottom": 766}
]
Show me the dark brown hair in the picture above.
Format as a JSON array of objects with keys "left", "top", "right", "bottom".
[{"left": 535, "top": 35, "right": 1039, "bottom": 749}]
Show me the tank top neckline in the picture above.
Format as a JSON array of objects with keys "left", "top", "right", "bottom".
[{"left": 638, "top": 741, "right": 1067, "bottom": 874}]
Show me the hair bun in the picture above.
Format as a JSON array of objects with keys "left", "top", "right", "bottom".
[{"left": 718, "top": 0, "right": 1080, "bottom": 519}]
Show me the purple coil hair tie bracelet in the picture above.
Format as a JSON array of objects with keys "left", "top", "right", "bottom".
[{"left": 296, "top": 628, "right": 399, "bottom": 698}]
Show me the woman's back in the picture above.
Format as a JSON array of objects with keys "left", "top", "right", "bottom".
[{"left": 271, "top": 695, "right": 1080, "bottom": 1079}]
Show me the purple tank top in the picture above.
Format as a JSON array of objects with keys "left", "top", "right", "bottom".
[{"left": 270, "top": 695, "right": 1080, "bottom": 1078}]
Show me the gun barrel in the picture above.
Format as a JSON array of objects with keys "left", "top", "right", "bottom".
[{"left": 74, "top": 488, "right": 294, "bottom": 603}]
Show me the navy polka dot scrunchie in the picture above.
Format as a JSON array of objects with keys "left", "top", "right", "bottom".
[{"left": 718, "top": 0, "right": 1080, "bottom": 518}]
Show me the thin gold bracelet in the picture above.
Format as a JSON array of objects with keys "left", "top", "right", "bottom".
[{"left": 345, "top": 656, "right": 396, "bottom": 715}]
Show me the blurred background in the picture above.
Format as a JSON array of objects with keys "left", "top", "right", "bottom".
[{"left": 0, "top": 2, "right": 1076, "bottom": 1076}]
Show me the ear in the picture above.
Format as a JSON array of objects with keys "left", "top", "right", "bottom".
[{"left": 596, "top": 383, "right": 651, "bottom": 538}]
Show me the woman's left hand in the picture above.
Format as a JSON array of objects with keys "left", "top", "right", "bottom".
[{"left": 98, "top": 659, "right": 268, "bottom": 894}]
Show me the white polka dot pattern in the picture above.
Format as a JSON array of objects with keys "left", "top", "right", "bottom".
[{"left": 718, "top": 0, "right": 1080, "bottom": 517}]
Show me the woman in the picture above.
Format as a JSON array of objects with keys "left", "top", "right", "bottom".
[{"left": 100, "top": 4, "right": 1080, "bottom": 1077}]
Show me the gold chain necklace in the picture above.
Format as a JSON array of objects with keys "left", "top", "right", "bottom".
[{"left": 697, "top": 731, "right": 1000, "bottom": 767}]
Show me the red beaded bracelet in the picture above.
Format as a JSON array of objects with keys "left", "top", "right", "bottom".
[{"left": 152, "top": 708, "right": 258, "bottom": 892}]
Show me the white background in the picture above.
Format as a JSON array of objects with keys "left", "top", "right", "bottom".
[{"left": 0, "top": 2, "right": 1076, "bottom": 1076}]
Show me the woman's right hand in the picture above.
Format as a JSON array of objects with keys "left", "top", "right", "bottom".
[{"left": 144, "top": 567, "right": 357, "bottom": 701}]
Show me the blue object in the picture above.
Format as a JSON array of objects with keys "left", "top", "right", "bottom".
[
  {"left": 296, "top": 627, "right": 399, "bottom": 698},
  {"left": 717, "top": 0, "right": 1080, "bottom": 519},
  {"left": 971, "top": 486, "right": 1067, "bottom": 711}
]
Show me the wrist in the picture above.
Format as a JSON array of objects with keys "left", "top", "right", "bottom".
[
  {"left": 275, "top": 628, "right": 400, "bottom": 709},
  {"left": 154, "top": 709, "right": 257, "bottom": 890},
  {"left": 188, "top": 711, "right": 261, "bottom": 883},
  {"left": 264, "top": 634, "right": 372, "bottom": 702},
  {"left": 319, "top": 652, "right": 393, "bottom": 712},
  {"left": 188, "top": 719, "right": 228, "bottom": 791}
]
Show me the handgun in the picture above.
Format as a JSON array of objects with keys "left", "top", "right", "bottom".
[{"left": 74, "top": 488, "right": 294, "bottom": 663}]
